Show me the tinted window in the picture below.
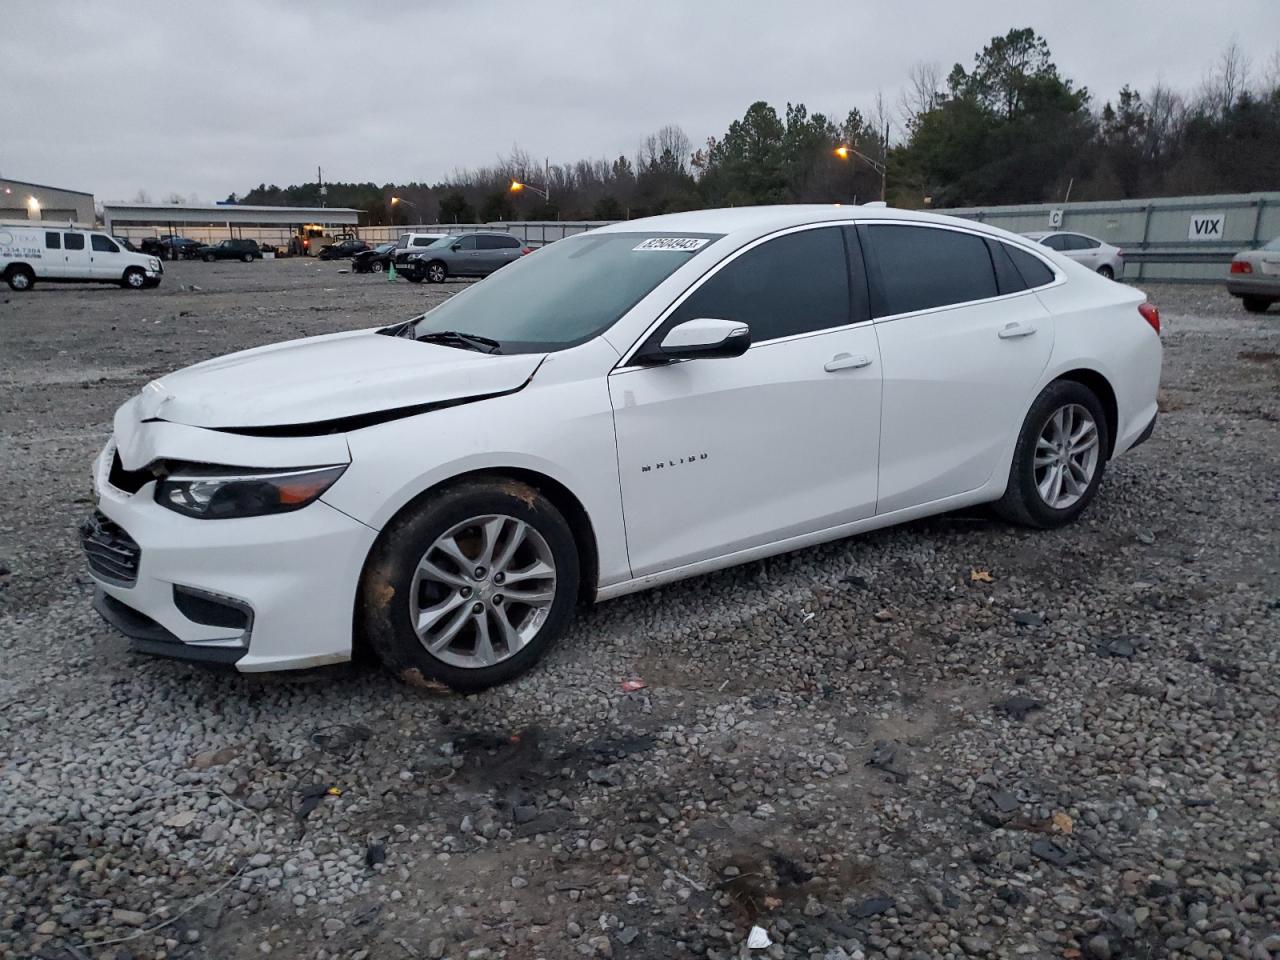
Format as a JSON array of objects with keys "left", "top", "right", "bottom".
[
  {"left": 1004, "top": 244, "right": 1055, "bottom": 288},
  {"left": 411, "top": 237, "right": 434, "bottom": 246},
  {"left": 45, "top": 232, "right": 61, "bottom": 249},
  {"left": 476, "top": 235, "right": 504, "bottom": 250},
  {"left": 667, "top": 227, "right": 851, "bottom": 342},
  {"left": 1040, "top": 234, "right": 1068, "bottom": 251},
  {"left": 987, "top": 240, "right": 1027, "bottom": 296},
  {"left": 864, "top": 225, "right": 997, "bottom": 316},
  {"left": 64, "top": 233, "right": 85, "bottom": 250},
  {"left": 1065, "top": 234, "right": 1099, "bottom": 251},
  {"left": 406, "top": 232, "right": 721, "bottom": 352},
  {"left": 395, "top": 235, "right": 409, "bottom": 249},
  {"left": 91, "top": 235, "right": 118, "bottom": 253},
  {"left": 499, "top": 235, "right": 521, "bottom": 248},
  {"left": 455, "top": 236, "right": 478, "bottom": 251}
]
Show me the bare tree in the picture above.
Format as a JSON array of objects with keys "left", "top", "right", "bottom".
[
  {"left": 163, "top": 191, "right": 185, "bottom": 205},
  {"left": 899, "top": 61, "right": 943, "bottom": 129},
  {"left": 1261, "top": 46, "right": 1280, "bottom": 94},
  {"left": 1143, "top": 82, "right": 1186, "bottom": 163},
  {"left": 1200, "top": 39, "right": 1250, "bottom": 115},
  {"left": 131, "top": 189, "right": 151, "bottom": 203}
]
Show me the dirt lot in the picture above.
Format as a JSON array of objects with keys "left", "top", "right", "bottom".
[{"left": 1, "top": 260, "right": 1277, "bottom": 960}]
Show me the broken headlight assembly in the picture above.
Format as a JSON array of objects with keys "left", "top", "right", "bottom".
[{"left": 154, "top": 465, "right": 346, "bottom": 519}]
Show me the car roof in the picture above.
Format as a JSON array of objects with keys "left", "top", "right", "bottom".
[{"left": 592, "top": 204, "right": 1033, "bottom": 246}]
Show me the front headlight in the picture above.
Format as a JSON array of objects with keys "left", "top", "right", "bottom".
[
  {"left": 149, "top": 257, "right": 161, "bottom": 270},
  {"left": 155, "top": 465, "right": 346, "bottom": 519}
]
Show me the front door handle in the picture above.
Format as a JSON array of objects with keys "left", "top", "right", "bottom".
[
  {"left": 824, "top": 353, "right": 873, "bottom": 372},
  {"left": 998, "top": 321, "right": 1037, "bottom": 339}
]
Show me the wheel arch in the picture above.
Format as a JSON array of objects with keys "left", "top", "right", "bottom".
[
  {"left": 352, "top": 466, "right": 601, "bottom": 658},
  {"left": 1054, "top": 368, "right": 1118, "bottom": 458}
]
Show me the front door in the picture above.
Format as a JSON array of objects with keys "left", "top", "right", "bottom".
[
  {"left": 858, "top": 222, "right": 1055, "bottom": 514},
  {"left": 89, "top": 234, "right": 122, "bottom": 279},
  {"left": 611, "top": 225, "right": 882, "bottom": 578}
]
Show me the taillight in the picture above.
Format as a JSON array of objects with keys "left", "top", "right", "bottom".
[
  {"left": 1230, "top": 260, "right": 1252, "bottom": 274},
  {"left": 1138, "top": 302, "right": 1160, "bottom": 335},
  {"left": 521, "top": 247, "right": 532, "bottom": 255}
]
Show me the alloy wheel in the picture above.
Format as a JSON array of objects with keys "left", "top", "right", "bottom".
[
  {"left": 409, "top": 514, "right": 557, "bottom": 669},
  {"left": 428, "top": 263, "right": 445, "bottom": 282},
  {"left": 1034, "top": 403, "right": 1100, "bottom": 509}
]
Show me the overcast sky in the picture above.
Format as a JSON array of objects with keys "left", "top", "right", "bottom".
[{"left": 3, "top": 1, "right": 1278, "bottom": 203}]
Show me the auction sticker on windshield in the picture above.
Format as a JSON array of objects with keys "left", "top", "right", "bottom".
[{"left": 633, "top": 237, "right": 710, "bottom": 252}]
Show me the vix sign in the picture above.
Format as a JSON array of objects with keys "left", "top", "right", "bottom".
[{"left": 1187, "top": 212, "right": 1225, "bottom": 241}]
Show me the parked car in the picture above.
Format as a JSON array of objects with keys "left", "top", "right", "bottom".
[
  {"left": 140, "top": 235, "right": 202, "bottom": 260},
  {"left": 318, "top": 238, "right": 371, "bottom": 261},
  {"left": 352, "top": 241, "right": 397, "bottom": 274},
  {"left": 390, "top": 233, "right": 448, "bottom": 278},
  {"left": 83, "top": 205, "right": 1161, "bottom": 689},
  {"left": 1226, "top": 235, "right": 1280, "bottom": 313},
  {"left": 400, "top": 232, "right": 531, "bottom": 283},
  {"left": 114, "top": 236, "right": 140, "bottom": 253},
  {"left": 1024, "top": 231, "right": 1124, "bottom": 279},
  {"left": 2, "top": 224, "right": 163, "bottom": 290},
  {"left": 197, "top": 238, "right": 263, "bottom": 263}
]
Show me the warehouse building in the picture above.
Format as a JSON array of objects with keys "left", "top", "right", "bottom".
[
  {"left": 102, "top": 201, "right": 362, "bottom": 249},
  {"left": 0, "top": 178, "right": 96, "bottom": 224}
]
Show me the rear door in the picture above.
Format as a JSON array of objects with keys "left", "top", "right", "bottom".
[
  {"left": 1064, "top": 234, "right": 1100, "bottom": 268},
  {"left": 90, "top": 234, "right": 123, "bottom": 279},
  {"left": 41, "top": 230, "right": 65, "bottom": 278},
  {"left": 62, "top": 232, "right": 91, "bottom": 279},
  {"left": 859, "top": 222, "right": 1055, "bottom": 514}
]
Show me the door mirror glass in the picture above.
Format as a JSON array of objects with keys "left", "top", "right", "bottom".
[
  {"left": 641, "top": 317, "right": 751, "bottom": 363},
  {"left": 451, "top": 243, "right": 462, "bottom": 251}
]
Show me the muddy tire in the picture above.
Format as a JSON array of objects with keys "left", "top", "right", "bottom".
[
  {"left": 358, "top": 477, "right": 579, "bottom": 691},
  {"left": 994, "top": 379, "right": 1110, "bottom": 529}
]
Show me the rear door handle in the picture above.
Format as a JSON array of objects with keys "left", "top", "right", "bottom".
[
  {"left": 998, "top": 322, "right": 1037, "bottom": 339},
  {"left": 824, "top": 353, "right": 873, "bottom": 372}
]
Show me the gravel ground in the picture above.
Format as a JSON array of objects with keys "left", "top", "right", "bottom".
[{"left": 1, "top": 261, "right": 1277, "bottom": 960}]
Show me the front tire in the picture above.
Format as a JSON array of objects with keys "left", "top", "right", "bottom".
[
  {"left": 121, "top": 267, "right": 146, "bottom": 289},
  {"left": 241, "top": 253, "right": 253, "bottom": 263},
  {"left": 994, "top": 380, "right": 1109, "bottom": 529},
  {"left": 358, "top": 478, "right": 579, "bottom": 691},
  {"left": 426, "top": 261, "right": 447, "bottom": 283},
  {"left": 1242, "top": 296, "right": 1273, "bottom": 314},
  {"left": 371, "top": 261, "right": 384, "bottom": 273},
  {"left": 403, "top": 269, "right": 424, "bottom": 283},
  {"left": 203, "top": 253, "right": 215, "bottom": 262}
]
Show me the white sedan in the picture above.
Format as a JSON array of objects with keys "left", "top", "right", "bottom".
[{"left": 84, "top": 206, "right": 1162, "bottom": 688}]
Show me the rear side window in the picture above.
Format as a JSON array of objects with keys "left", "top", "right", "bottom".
[
  {"left": 91, "top": 235, "right": 118, "bottom": 253},
  {"left": 667, "top": 226, "right": 852, "bottom": 342},
  {"left": 499, "top": 235, "right": 521, "bottom": 248},
  {"left": 64, "top": 233, "right": 85, "bottom": 250},
  {"left": 412, "top": 237, "right": 433, "bottom": 246},
  {"left": 45, "top": 232, "right": 61, "bottom": 249},
  {"left": 477, "top": 235, "right": 503, "bottom": 250},
  {"left": 863, "top": 224, "right": 997, "bottom": 316},
  {"left": 1066, "top": 234, "right": 1099, "bottom": 251},
  {"left": 1003, "top": 244, "right": 1056, "bottom": 288}
]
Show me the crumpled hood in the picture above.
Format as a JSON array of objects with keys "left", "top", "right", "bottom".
[{"left": 134, "top": 329, "right": 545, "bottom": 430}]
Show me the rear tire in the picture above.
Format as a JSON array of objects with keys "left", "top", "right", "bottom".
[
  {"left": 994, "top": 380, "right": 1110, "bottom": 529},
  {"left": 203, "top": 253, "right": 215, "bottom": 262},
  {"left": 1242, "top": 296, "right": 1273, "bottom": 314},
  {"left": 1097, "top": 265, "right": 1114, "bottom": 280},
  {"left": 358, "top": 478, "right": 579, "bottom": 691},
  {"left": 5, "top": 266, "right": 35, "bottom": 291},
  {"left": 121, "top": 267, "right": 146, "bottom": 289},
  {"left": 241, "top": 253, "right": 253, "bottom": 263}
]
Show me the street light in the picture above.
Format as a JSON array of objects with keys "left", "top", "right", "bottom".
[
  {"left": 509, "top": 179, "right": 550, "bottom": 202},
  {"left": 833, "top": 143, "right": 887, "bottom": 203},
  {"left": 390, "top": 196, "right": 417, "bottom": 212}
]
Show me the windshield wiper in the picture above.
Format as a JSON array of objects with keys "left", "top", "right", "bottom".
[{"left": 416, "top": 330, "right": 503, "bottom": 354}]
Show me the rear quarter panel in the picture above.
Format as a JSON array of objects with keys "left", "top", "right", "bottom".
[{"left": 1032, "top": 262, "right": 1161, "bottom": 455}]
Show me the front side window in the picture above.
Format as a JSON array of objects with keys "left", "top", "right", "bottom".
[
  {"left": 91, "top": 235, "right": 118, "bottom": 253},
  {"left": 863, "top": 224, "right": 997, "bottom": 317},
  {"left": 64, "top": 233, "right": 85, "bottom": 251},
  {"left": 403, "top": 232, "right": 722, "bottom": 353},
  {"left": 665, "top": 226, "right": 852, "bottom": 343},
  {"left": 45, "top": 232, "right": 61, "bottom": 249},
  {"left": 454, "top": 236, "right": 478, "bottom": 251}
]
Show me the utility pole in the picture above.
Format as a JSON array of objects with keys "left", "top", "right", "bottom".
[{"left": 881, "top": 121, "right": 889, "bottom": 203}]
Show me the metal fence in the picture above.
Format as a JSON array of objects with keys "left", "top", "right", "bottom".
[
  {"left": 945, "top": 192, "right": 1280, "bottom": 283},
  {"left": 356, "top": 221, "right": 610, "bottom": 246}
]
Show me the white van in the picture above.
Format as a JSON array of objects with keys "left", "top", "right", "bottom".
[{"left": 0, "top": 223, "right": 164, "bottom": 291}]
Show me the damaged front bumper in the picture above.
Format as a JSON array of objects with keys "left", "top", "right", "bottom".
[{"left": 84, "top": 426, "right": 378, "bottom": 672}]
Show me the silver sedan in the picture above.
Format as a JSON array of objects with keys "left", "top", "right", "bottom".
[
  {"left": 1024, "top": 231, "right": 1125, "bottom": 280},
  {"left": 1226, "top": 236, "right": 1280, "bottom": 313}
]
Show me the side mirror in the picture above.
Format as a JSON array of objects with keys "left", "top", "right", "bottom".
[
  {"left": 451, "top": 243, "right": 462, "bottom": 251},
  {"left": 637, "top": 317, "right": 751, "bottom": 364}
]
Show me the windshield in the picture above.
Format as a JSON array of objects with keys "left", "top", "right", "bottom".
[
  {"left": 375, "top": 242, "right": 395, "bottom": 253},
  {"left": 395, "top": 234, "right": 409, "bottom": 249},
  {"left": 427, "top": 236, "right": 459, "bottom": 249},
  {"left": 402, "top": 232, "right": 722, "bottom": 353}
]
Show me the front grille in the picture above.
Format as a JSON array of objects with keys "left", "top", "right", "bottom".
[
  {"left": 108, "top": 450, "right": 152, "bottom": 494},
  {"left": 80, "top": 510, "right": 141, "bottom": 586}
]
